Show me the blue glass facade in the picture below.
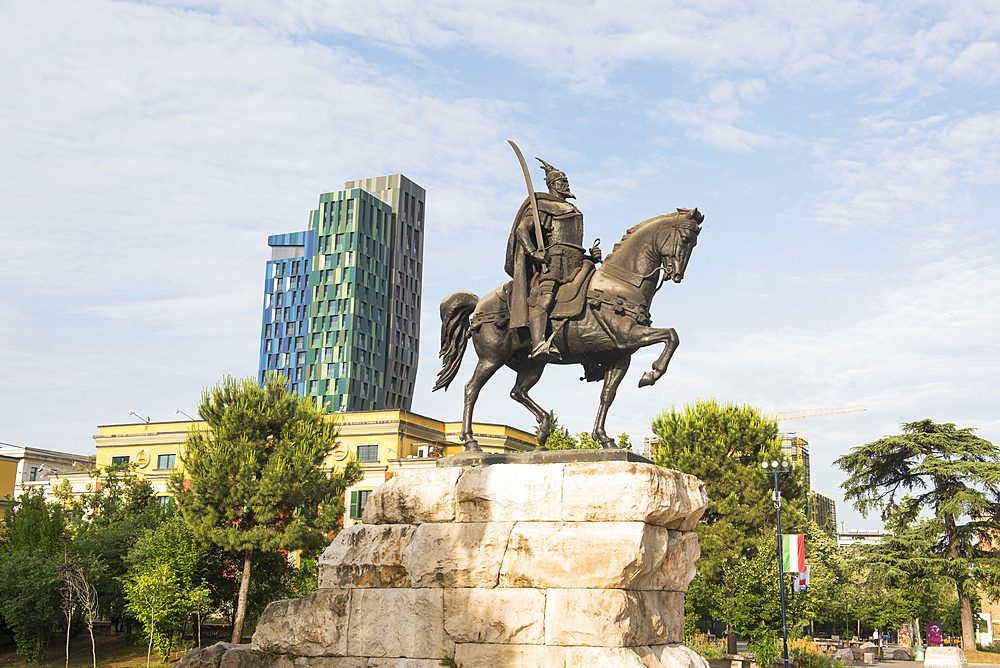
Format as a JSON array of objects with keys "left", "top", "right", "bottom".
[{"left": 258, "top": 175, "right": 425, "bottom": 413}]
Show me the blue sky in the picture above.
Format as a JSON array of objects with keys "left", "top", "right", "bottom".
[{"left": 2, "top": 0, "right": 998, "bottom": 532}]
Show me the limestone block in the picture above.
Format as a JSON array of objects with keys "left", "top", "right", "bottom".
[
  {"left": 346, "top": 588, "right": 451, "bottom": 659},
  {"left": 561, "top": 463, "right": 707, "bottom": 529},
  {"left": 642, "top": 530, "right": 700, "bottom": 591},
  {"left": 361, "top": 467, "right": 462, "bottom": 524},
  {"left": 318, "top": 525, "right": 416, "bottom": 589},
  {"left": 253, "top": 589, "right": 350, "bottom": 656},
  {"left": 646, "top": 644, "right": 712, "bottom": 668},
  {"left": 407, "top": 522, "right": 513, "bottom": 588},
  {"left": 565, "top": 645, "right": 708, "bottom": 668},
  {"left": 367, "top": 661, "right": 445, "bottom": 668},
  {"left": 456, "top": 463, "right": 564, "bottom": 522},
  {"left": 498, "top": 522, "right": 698, "bottom": 590},
  {"left": 443, "top": 588, "right": 545, "bottom": 644},
  {"left": 319, "top": 522, "right": 515, "bottom": 590},
  {"left": 288, "top": 659, "right": 367, "bottom": 668},
  {"left": 453, "top": 643, "right": 567, "bottom": 668},
  {"left": 831, "top": 649, "right": 853, "bottom": 662},
  {"left": 924, "top": 647, "right": 968, "bottom": 668},
  {"left": 219, "top": 647, "right": 270, "bottom": 668},
  {"left": 172, "top": 642, "right": 238, "bottom": 668},
  {"left": 565, "top": 646, "right": 651, "bottom": 667},
  {"left": 545, "top": 589, "right": 683, "bottom": 646}
]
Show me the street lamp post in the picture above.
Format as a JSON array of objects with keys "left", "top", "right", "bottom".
[{"left": 762, "top": 458, "right": 792, "bottom": 668}]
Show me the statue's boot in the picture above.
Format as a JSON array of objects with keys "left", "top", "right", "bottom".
[{"left": 528, "top": 312, "right": 560, "bottom": 361}]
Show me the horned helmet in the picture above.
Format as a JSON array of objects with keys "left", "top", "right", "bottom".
[{"left": 536, "top": 158, "right": 574, "bottom": 198}]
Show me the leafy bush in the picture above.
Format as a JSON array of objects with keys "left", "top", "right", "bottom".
[
  {"left": 687, "top": 631, "right": 726, "bottom": 659},
  {"left": 977, "top": 642, "right": 1000, "bottom": 653},
  {"left": 749, "top": 629, "right": 781, "bottom": 668},
  {"left": 790, "top": 638, "right": 845, "bottom": 668}
]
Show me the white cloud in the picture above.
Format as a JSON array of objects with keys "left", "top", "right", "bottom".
[{"left": 812, "top": 110, "right": 1000, "bottom": 232}]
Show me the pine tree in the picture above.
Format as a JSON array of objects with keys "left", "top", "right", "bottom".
[
  {"left": 168, "top": 375, "right": 362, "bottom": 642},
  {"left": 836, "top": 419, "right": 1000, "bottom": 651},
  {"left": 653, "top": 399, "right": 806, "bottom": 653}
]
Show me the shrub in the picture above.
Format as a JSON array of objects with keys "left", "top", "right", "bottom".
[
  {"left": 790, "top": 638, "right": 844, "bottom": 668},
  {"left": 687, "top": 631, "right": 726, "bottom": 659}
]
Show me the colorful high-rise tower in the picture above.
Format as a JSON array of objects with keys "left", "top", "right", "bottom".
[{"left": 258, "top": 174, "right": 425, "bottom": 413}]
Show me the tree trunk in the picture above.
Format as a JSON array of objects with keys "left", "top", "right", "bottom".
[
  {"left": 725, "top": 586, "right": 738, "bottom": 655},
  {"left": 231, "top": 547, "right": 254, "bottom": 643},
  {"left": 914, "top": 618, "right": 922, "bottom": 646},
  {"left": 65, "top": 611, "right": 72, "bottom": 668},
  {"left": 88, "top": 621, "right": 96, "bottom": 668},
  {"left": 959, "top": 582, "right": 976, "bottom": 651}
]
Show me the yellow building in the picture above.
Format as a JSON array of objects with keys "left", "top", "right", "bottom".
[
  {"left": 41, "top": 410, "right": 535, "bottom": 526},
  {"left": 0, "top": 454, "right": 18, "bottom": 521}
]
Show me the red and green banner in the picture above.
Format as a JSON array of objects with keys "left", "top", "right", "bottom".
[{"left": 782, "top": 534, "right": 806, "bottom": 573}]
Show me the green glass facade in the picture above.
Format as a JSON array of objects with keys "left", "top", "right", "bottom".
[{"left": 260, "top": 174, "right": 425, "bottom": 413}]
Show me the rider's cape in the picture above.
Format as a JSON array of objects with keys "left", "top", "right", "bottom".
[{"left": 504, "top": 192, "right": 563, "bottom": 329}]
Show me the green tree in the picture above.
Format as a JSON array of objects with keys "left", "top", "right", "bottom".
[
  {"left": 124, "top": 514, "right": 211, "bottom": 659},
  {"left": 653, "top": 399, "right": 806, "bottom": 653},
  {"left": 169, "top": 375, "right": 362, "bottom": 642},
  {"left": 0, "top": 488, "right": 67, "bottom": 661},
  {"left": 542, "top": 411, "right": 631, "bottom": 450},
  {"left": 542, "top": 411, "right": 585, "bottom": 449},
  {"left": 69, "top": 466, "right": 169, "bottom": 636},
  {"left": 836, "top": 419, "right": 1000, "bottom": 651}
]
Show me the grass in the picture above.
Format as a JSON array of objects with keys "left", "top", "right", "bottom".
[
  {"left": 958, "top": 650, "right": 1000, "bottom": 664},
  {"left": 0, "top": 633, "right": 196, "bottom": 668}
]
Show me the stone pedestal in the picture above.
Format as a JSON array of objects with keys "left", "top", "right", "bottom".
[
  {"left": 924, "top": 647, "right": 968, "bottom": 668},
  {"left": 251, "top": 461, "right": 709, "bottom": 668}
]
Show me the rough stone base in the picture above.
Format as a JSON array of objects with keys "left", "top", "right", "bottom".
[
  {"left": 175, "top": 641, "right": 709, "bottom": 668},
  {"left": 215, "top": 463, "right": 709, "bottom": 668},
  {"left": 454, "top": 642, "right": 709, "bottom": 668},
  {"left": 924, "top": 647, "right": 968, "bottom": 668}
]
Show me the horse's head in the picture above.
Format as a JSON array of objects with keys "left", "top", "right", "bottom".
[{"left": 658, "top": 208, "right": 702, "bottom": 283}]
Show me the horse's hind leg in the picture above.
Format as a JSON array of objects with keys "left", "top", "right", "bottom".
[
  {"left": 592, "top": 356, "right": 630, "bottom": 448},
  {"left": 508, "top": 360, "right": 549, "bottom": 449},
  {"left": 462, "top": 356, "right": 504, "bottom": 451}
]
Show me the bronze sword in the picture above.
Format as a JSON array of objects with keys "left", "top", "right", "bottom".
[{"left": 508, "top": 140, "right": 547, "bottom": 270}]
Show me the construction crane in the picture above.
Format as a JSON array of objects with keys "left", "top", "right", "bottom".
[{"left": 765, "top": 405, "right": 866, "bottom": 422}]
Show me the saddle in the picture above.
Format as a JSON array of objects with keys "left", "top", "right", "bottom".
[{"left": 550, "top": 260, "right": 595, "bottom": 320}]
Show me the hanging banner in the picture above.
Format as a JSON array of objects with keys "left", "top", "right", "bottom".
[
  {"left": 782, "top": 534, "right": 806, "bottom": 573},
  {"left": 794, "top": 564, "right": 810, "bottom": 591}
]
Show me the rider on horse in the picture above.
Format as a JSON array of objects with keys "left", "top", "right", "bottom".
[{"left": 504, "top": 158, "right": 602, "bottom": 360}]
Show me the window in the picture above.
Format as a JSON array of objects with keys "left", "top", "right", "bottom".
[
  {"left": 357, "top": 445, "right": 379, "bottom": 462},
  {"left": 349, "top": 489, "right": 372, "bottom": 519},
  {"left": 157, "top": 454, "right": 176, "bottom": 470},
  {"left": 156, "top": 495, "right": 174, "bottom": 507},
  {"left": 29, "top": 466, "right": 37, "bottom": 481},
  {"left": 111, "top": 455, "right": 130, "bottom": 467}
]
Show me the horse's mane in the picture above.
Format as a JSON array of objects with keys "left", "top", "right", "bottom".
[{"left": 608, "top": 208, "right": 696, "bottom": 257}]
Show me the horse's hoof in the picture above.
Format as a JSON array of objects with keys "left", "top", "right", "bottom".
[
  {"left": 464, "top": 441, "right": 482, "bottom": 452},
  {"left": 638, "top": 372, "right": 654, "bottom": 388},
  {"left": 535, "top": 445, "right": 548, "bottom": 451}
]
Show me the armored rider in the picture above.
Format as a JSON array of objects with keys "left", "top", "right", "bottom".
[{"left": 504, "top": 158, "right": 601, "bottom": 360}]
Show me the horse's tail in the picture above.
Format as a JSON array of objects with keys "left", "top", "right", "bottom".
[{"left": 433, "top": 291, "right": 479, "bottom": 392}]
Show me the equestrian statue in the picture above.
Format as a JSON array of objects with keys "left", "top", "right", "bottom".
[{"left": 433, "top": 141, "right": 702, "bottom": 451}]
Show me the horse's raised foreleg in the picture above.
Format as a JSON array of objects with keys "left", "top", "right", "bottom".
[
  {"left": 618, "top": 326, "right": 679, "bottom": 388},
  {"left": 462, "top": 356, "right": 504, "bottom": 451},
  {"left": 508, "top": 360, "right": 550, "bottom": 449},
  {"left": 592, "top": 356, "right": 630, "bottom": 448}
]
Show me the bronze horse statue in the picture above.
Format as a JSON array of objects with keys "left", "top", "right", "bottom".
[{"left": 433, "top": 207, "right": 703, "bottom": 451}]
